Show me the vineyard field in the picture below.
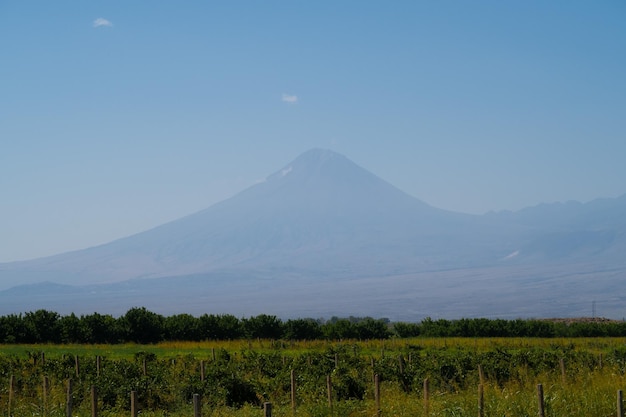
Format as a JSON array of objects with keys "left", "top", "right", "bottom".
[{"left": 1, "top": 337, "right": 626, "bottom": 416}]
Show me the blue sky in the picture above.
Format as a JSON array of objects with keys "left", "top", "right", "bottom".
[{"left": 1, "top": 1, "right": 625, "bottom": 262}]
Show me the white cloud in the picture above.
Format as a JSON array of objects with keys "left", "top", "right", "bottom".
[
  {"left": 281, "top": 93, "right": 298, "bottom": 104},
  {"left": 93, "top": 18, "right": 113, "bottom": 28}
]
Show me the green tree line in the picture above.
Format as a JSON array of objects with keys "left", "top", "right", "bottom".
[{"left": 1, "top": 308, "right": 625, "bottom": 344}]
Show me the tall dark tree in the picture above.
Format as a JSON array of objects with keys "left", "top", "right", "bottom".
[
  {"left": 355, "top": 318, "right": 391, "bottom": 339},
  {"left": 200, "top": 314, "right": 243, "bottom": 340},
  {"left": 58, "top": 313, "right": 88, "bottom": 343},
  {"left": 283, "top": 318, "right": 323, "bottom": 340},
  {"left": 0, "top": 314, "right": 26, "bottom": 343},
  {"left": 242, "top": 314, "right": 283, "bottom": 339},
  {"left": 120, "top": 307, "right": 165, "bottom": 344},
  {"left": 164, "top": 313, "right": 201, "bottom": 341},
  {"left": 393, "top": 322, "right": 421, "bottom": 338},
  {"left": 322, "top": 319, "right": 358, "bottom": 339},
  {"left": 23, "top": 310, "right": 60, "bottom": 343},
  {"left": 82, "top": 312, "right": 120, "bottom": 344}
]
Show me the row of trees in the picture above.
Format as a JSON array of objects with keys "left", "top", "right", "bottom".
[
  {"left": 397, "top": 317, "right": 626, "bottom": 338},
  {"left": 0, "top": 308, "right": 390, "bottom": 344},
  {"left": 1, "top": 308, "right": 625, "bottom": 344}
]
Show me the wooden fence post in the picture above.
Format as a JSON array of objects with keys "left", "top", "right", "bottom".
[
  {"left": 537, "top": 384, "right": 545, "bottom": 417},
  {"left": 97, "top": 355, "right": 101, "bottom": 377},
  {"left": 423, "top": 378, "right": 430, "bottom": 416},
  {"left": 200, "top": 360, "right": 205, "bottom": 382},
  {"left": 66, "top": 379, "right": 73, "bottom": 417},
  {"left": 193, "top": 393, "right": 201, "bottom": 417},
  {"left": 8, "top": 374, "right": 15, "bottom": 417},
  {"left": 618, "top": 390, "right": 624, "bottom": 417},
  {"left": 131, "top": 390, "right": 138, "bottom": 417},
  {"left": 478, "top": 364, "right": 484, "bottom": 385},
  {"left": 290, "top": 369, "right": 296, "bottom": 414},
  {"left": 327, "top": 375, "right": 333, "bottom": 415},
  {"left": 212, "top": 348, "right": 216, "bottom": 361},
  {"left": 399, "top": 353, "right": 408, "bottom": 392},
  {"left": 374, "top": 374, "right": 381, "bottom": 417},
  {"left": 75, "top": 355, "right": 80, "bottom": 379},
  {"left": 478, "top": 384, "right": 484, "bottom": 417},
  {"left": 42, "top": 376, "right": 49, "bottom": 417},
  {"left": 91, "top": 385, "right": 98, "bottom": 417},
  {"left": 263, "top": 402, "right": 272, "bottom": 417}
]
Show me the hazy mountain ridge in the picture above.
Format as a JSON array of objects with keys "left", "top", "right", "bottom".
[
  {"left": 488, "top": 195, "right": 626, "bottom": 262},
  {"left": 488, "top": 194, "right": 626, "bottom": 231},
  {"left": 1, "top": 149, "right": 624, "bottom": 318}
]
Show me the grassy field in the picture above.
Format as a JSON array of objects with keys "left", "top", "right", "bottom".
[
  {"left": 4, "top": 335, "right": 622, "bottom": 356},
  {"left": 1, "top": 337, "right": 626, "bottom": 416}
]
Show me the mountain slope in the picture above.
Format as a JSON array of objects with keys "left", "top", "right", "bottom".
[{"left": 0, "top": 149, "right": 506, "bottom": 288}]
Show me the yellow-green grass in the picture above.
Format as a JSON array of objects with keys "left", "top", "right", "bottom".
[{"left": 2, "top": 337, "right": 625, "bottom": 359}]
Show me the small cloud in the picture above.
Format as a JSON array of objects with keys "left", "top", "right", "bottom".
[
  {"left": 281, "top": 93, "right": 298, "bottom": 104},
  {"left": 93, "top": 18, "right": 113, "bottom": 28}
]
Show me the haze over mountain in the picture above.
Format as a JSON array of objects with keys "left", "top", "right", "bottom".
[{"left": 1, "top": 149, "right": 625, "bottom": 319}]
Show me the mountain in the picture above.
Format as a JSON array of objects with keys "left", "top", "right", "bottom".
[
  {"left": 1, "top": 149, "right": 625, "bottom": 319},
  {"left": 0, "top": 149, "right": 510, "bottom": 288}
]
